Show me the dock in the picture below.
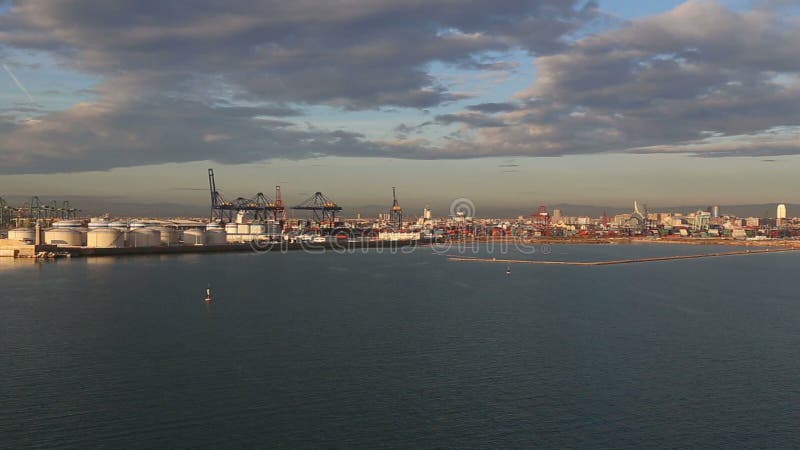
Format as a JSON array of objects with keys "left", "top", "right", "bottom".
[{"left": 447, "top": 247, "right": 799, "bottom": 266}]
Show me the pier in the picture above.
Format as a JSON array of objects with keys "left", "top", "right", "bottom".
[{"left": 446, "top": 247, "right": 799, "bottom": 266}]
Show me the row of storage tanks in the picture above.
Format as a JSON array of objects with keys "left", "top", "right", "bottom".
[
  {"left": 211, "top": 221, "right": 282, "bottom": 243},
  {"left": 7, "top": 221, "right": 228, "bottom": 248},
  {"left": 7, "top": 219, "right": 283, "bottom": 248}
]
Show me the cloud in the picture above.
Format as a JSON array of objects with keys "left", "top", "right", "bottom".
[
  {"left": 438, "top": 0, "right": 800, "bottom": 157},
  {"left": 466, "top": 102, "right": 521, "bottom": 113},
  {"left": 0, "top": 0, "right": 601, "bottom": 172},
  {"left": 434, "top": 112, "right": 507, "bottom": 128},
  {"left": 0, "top": 0, "right": 595, "bottom": 109},
  {"left": 1, "top": 0, "right": 799, "bottom": 173},
  {"left": 0, "top": 80, "right": 403, "bottom": 174}
]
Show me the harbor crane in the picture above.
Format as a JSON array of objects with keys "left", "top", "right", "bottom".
[
  {"left": 274, "top": 185, "right": 286, "bottom": 222},
  {"left": 389, "top": 187, "right": 403, "bottom": 229},
  {"left": 208, "top": 168, "right": 284, "bottom": 223},
  {"left": 0, "top": 197, "right": 11, "bottom": 228},
  {"left": 0, "top": 196, "right": 81, "bottom": 226},
  {"left": 292, "top": 192, "right": 342, "bottom": 225}
]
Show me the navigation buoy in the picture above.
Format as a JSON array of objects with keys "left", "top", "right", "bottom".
[{"left": 204, "top": 284, "right": 213, "bottom": 303}]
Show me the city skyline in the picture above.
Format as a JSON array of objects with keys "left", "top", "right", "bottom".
[{"left": 2, "top": 0, "right": 800, "bottom": 209}]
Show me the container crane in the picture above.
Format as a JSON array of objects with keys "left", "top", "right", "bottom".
[
  {"left": 292, "top": 192, "right": 342, "bottom": 226},
  {"left": 208, "top": 168, "right": 281, "bottom": 223},
  {"left": 0, "top": 197, "right": 10, "bottom": 228}
]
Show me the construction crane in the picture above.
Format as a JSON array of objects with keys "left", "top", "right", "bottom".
[
  {"left": 292, "top": 192, "right": 342, "bottom": 225},
  {"left": 389, "top": 187, "right": 403, "bottom": 229}
]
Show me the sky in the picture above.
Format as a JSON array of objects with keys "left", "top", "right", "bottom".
[{"left": 1, "top": 0, "right": 799, "bottom": 217}]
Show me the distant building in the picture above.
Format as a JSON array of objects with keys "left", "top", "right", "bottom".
[
  {"left": 712, "top": 205, "right": 720, "bottom": 218},
  {"left": 777, "top": 203, "right": 787, "bottom": 226}
]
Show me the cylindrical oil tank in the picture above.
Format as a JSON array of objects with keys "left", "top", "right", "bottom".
[
  {"left": 205, "top": 230, "right": 227, "bottom": 245},
  {"left": 129, "top": 228, "right": 160, "bottom": 247},
  {"left": 8, "top": 228, "right": 35, "bottom": 243},
  {"left": 250, "top": 223, "right": 266, "bottom": 234},
  {"left": 108, "top": 220, "right": 128, "bottom": 229},
  {"left": 53, "top": 219, "right": 84, "bottom": 228},
  {"left": 206, "top": 222, "right": 223, "bottom": 231},
  {"left": 87, "top": 228, "right": 124, "bottom": 248},
  {"left": 183, "top": 229, "right": 206, "bottom": 245},
  {"left": 152, "top": 227, "right": 179, "bottom": 246},
  {"left": 44, "top": 228, "right": 85, "bottom": 246},
  {"left": 88, "top": 219, "right": 109, "bottom": 229},
  {"left": 237, "top": 223, "right": 251, "bottom": 235}
]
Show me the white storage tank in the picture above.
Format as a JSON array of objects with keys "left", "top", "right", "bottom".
[
  {"left": 87, "top": 228, "right": 124, "bottom": 248},
  {"left": 206, "top": 222, "right": 223, "bottom": 231},
  {"left": 108, "top": 220, "right": 128, "bottom": 230},
  {"left": 129, "top": 228, "right": 160, "bottom": 247},
  {"left": 152, "top": 227, "right": 179, "bottom": 246},
  {"left": 183, "top": 229, "right": 206, "bottom": 245},
  {"left": 53, "top": 220, "right": 84, "bottom": 228},
  {"left": 206, "top": 230, "right": 227, "bottom": 245},
  {"left": 44, "top": 228, "right": 85, "bottom": 246},
  {"left": 88, "top": 219, "right": 109, "bottom": 229},
  {"left": 225, "top": 223, "right": 239, "bottom": 234},
  {"left": 8, "top": 228, "right": 35, "bottom": 243},
  {"left": 237, "top": 223, "right": 251, "bottom": 235}
]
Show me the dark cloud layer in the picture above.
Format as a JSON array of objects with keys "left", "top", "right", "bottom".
[
  {"left": 0, "top": 0, "right": 596, "bottom": 172},
  {"left": 1, "top": 0, "right": 799, "bottom": 173},
  {"left": 1, "top": 0, "right": 594, "bottom": 108},
  {"left": 0, "top": 93, "right": 399, "bottom": 174}
]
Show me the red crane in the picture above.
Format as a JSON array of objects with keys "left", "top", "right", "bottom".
[{"left": 274, "top": 185, "right": 286, "bottom": 223}]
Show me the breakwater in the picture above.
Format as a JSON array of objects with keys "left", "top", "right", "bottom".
[{"left": 447, "top": 247, "right": 798, "bottom": 266}]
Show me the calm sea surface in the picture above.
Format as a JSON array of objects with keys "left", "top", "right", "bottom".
[{"left": 2, "top": 244, "right": 799, "bottom": 448}]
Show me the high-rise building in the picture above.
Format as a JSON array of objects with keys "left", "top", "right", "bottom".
[
  {"left": 712, "top": 205, "right": 720, "bottom": 218},
  {"left": 777, "top": 204, "right": 787, "bottom": 219},
  {"left": 777, "top": 203, "right": 787, "bottom": 226}
]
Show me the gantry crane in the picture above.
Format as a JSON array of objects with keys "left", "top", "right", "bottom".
[
  {"left": 208, "top": 168, "right": 283, "bottom": 223},
  {"left": 292, "top": 192, "right": 342, "bottom": 225}
]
